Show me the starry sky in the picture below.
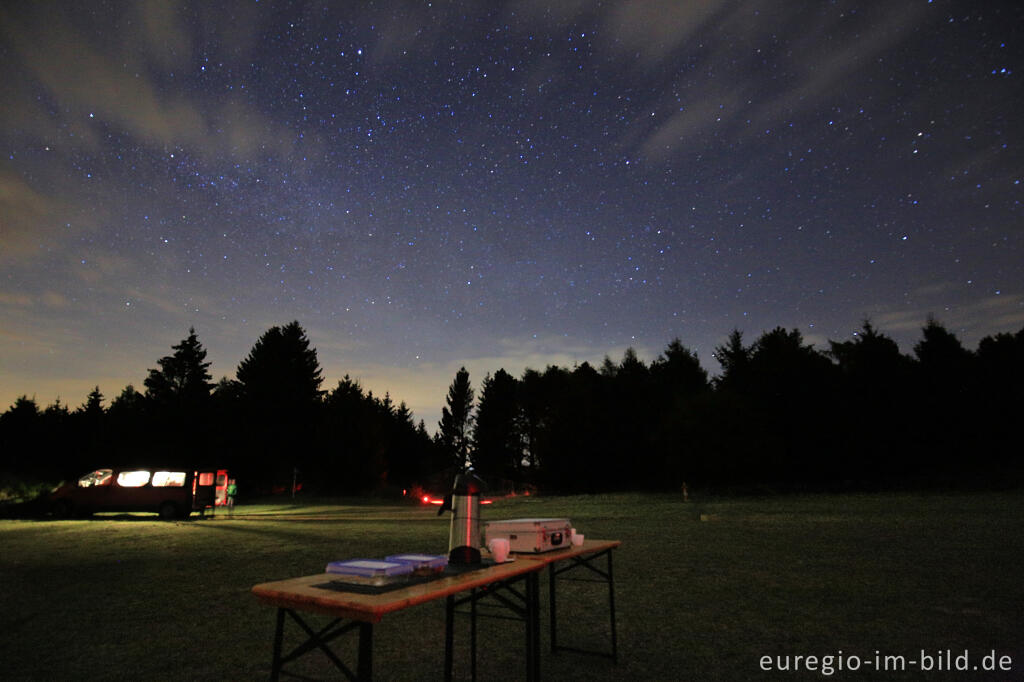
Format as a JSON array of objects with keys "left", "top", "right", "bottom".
[{"left": 2, "top": 0, "right": 1022, "bottom": 430}]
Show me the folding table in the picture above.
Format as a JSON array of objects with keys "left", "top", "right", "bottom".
[{"left": 251, "top": 539, "right": 620, "bottom": 680}]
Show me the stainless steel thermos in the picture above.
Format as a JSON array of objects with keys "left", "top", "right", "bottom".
[{"left": 438, "top": 471, "right": 485, "bottom": 564}]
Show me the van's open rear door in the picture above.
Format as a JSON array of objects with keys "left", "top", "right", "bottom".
[
  {"left": 214, "top": 470, "right": 228, "bottom": 506},
  {"left": 192, "top": 470, "right": 217, "bottom": 511}
]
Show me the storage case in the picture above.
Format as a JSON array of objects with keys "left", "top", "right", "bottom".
[
  {"left": 484, "top": 518, "right": 572, "bottom": 553},
  {"left": 325, "top": 559, "right": 414, "bottom": 579},
  {"left": 325, "top": 559, "right": 417, "bottom": 586}
]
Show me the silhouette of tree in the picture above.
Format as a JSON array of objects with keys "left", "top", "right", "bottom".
[
  {"left": 74, "top": 387, "right": 106, "bottom": 470},
  {"left": 652, "top": 339, "right": 710, "bottom": 396},
  {"left": 236, "top": 321, "right": 324, "bottom": 407},
  {"left": 828, "top": 321, "right": 916, "bottom": 485},
  {"left": 144, "top": 327, "right": 213, "bottom": 409},
  {"left": 472, "top": 369, "right": 524, "bottom": 486},
  {"left": 911, "top": 317, "right": 979, "bottom": 482},
  {"left": 386, "top": 399, "right": 430, "bottom": 491},
  {"left": 599, "top": 355, "right": 619, "bottom": 378},
  {"left": 829, "top": 321, "right": 913, "bottom": 388},
  {"left": 650, "top": 339, "right": 711, "bottom": 489},
  {"left": 439, "top": 367, "right": 474, "bottom": 470},
  {"left": 604, "top": 348, "right": 653, "bottom": 489},
  {"left": 0, "top": 396, "right": 41, "bottom": 476},
  {"left": 320, "top": 376, "right": 371, "bottom": 492},
  {"left": 975, "top": 326, "right": 1024, "bottom": 480},
  {"left": 109, "top": 384, "right": 144, "bottom": 416},
  {"left": 977, "top": 327, "right": 1024, "bottom": 401},
  {"left": 211, "top": 376, "right": 243, "bottom": 403},
  {"left": 234, "top": 321, "right": 324, "bottom": 489},
  {"left": 38, "top": 398, "right": 76, "bottom": 478},
  {"left": 713, "top": 329, "right": 751, "bottom": 390},
  {"left": 95, "top": 385, "right": 145, "bottom": 466},
  {"left": 4, "top": 395, "right": 41, "bottom": 420},
  {"left": 521, "top": 365, "right": 575, "bottom": 491},
  {"left": 141, "top": 328, "right": 214, "bottom": 461},
  {"left": 6, "top": 314, "right": 1024, "bottom": 494},
  {"left": 707, "top": 327, "right": 839, "bottom": 489},
  {"left": 914, "top": 316, "right": 974, "bottom": 370},
  {"left": 78, "top": 387, "right": 105, "bottom": 417},
  {"left": 316, "top": 376, "right": 436, "bottom": 494}
]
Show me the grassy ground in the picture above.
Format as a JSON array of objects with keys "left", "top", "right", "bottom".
[{"left": 2, "top": 492, "right": 1023, "bottom": 680}]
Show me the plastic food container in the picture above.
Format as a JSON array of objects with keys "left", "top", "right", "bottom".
[
  {"left": 325, "top": 559, "right": 415, "bottom": 585},
  {"left": 385, "top": 554, "right": 449, "bottom": 574}
]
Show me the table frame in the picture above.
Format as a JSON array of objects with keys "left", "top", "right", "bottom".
[
  {"left": 271, "top": 608, "right": 372, "bottom": 681},
  {"left": 251, "top": 539, "right": 620, "bottom": 681},
  {"left": 545, "top": 544, "right": 618, "bottom": 661},
  {"left": 444, "top": 569, "right": 541, "bottom": 681}
]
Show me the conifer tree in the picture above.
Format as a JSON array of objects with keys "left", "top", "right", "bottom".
[
  {"left": 439, "top": 367, "right": 474, "bottom": 470},
  {"left": 144, "top": 327, "right": 213, "bottom": 409}
]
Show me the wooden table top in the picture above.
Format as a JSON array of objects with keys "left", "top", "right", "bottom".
[{"left": 251, "top": 539, "right": 620, "bottom": 623}]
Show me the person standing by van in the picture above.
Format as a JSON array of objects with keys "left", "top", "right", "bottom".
[{"left": 226, "top": 479, "right": 237, "bottom": 515}]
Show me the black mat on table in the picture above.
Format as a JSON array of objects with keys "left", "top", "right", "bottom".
[{"left": 313, "top": 559, "right": 499, "bottom": 595}]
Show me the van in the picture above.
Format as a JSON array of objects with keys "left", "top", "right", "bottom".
[{"left": 50, "top": 467, "right": 229, "bottom": 520}]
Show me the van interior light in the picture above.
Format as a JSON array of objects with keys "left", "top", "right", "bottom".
[
  {"left": 116, "top": 470, "right": 151, "bottom": 487},
  {"left": 152, "top": 471, "right": 186, "bottom": 487}
]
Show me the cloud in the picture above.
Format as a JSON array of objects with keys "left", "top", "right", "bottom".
[
  {"left": 602, "top": 0, "right": 731, "bottom": 65},
  {"left": 2, "top": 4, "right": 293, "bottom": 166},
  {"left": 863, "top": 286, "right": 1024, "bottom": 352},
  {"left": 0, "top": 170, "right": 56, "bottom": 260},
  {"left": 4, "top": 12, "right": 197, "bottom": 148},
  {"left": 956, "top": 294, "right": 1024, "bottom": 337},
  {"left": 137, "top": 0, "right": 193, "bottom": 70},
  {"left": 0, "top": 292, "right": 34, "bottom": 308},
  {"left": 638, "top": 92, "right": 745, "bottom": 162},
  {"left": 745, "top": 3, "right": 927, "bottom": 130},
  {"left": 614, "top": 1, "right": 932, "bottom": 159}
]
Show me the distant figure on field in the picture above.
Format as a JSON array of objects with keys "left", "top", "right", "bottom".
[{"left": 227, "top": 479, "right": 237, "bottom": 515}]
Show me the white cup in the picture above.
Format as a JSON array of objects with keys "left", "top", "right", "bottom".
[
  {"left": 488, "top": 537, "right": 511, "bottom": 563},
  {"left": 571, "top": 530, "right": 584, "bottom": 546}
]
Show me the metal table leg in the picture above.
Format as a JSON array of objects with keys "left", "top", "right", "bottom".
[
  {"left": 357, "top": 622, "right": 373, "bottom": 681},
  {"left": 268, "top": 607, "right": 374, "bottom": 681},
  {"left": 527, "top": 571, "right": 541, "bottom": 681},
  {"left": 445, "top": 595, "right": 455, "bottom": 682},
  {"left": 271, "top": 607, "right": 285, "bottom": 681},
  {"left": 445, "top": 571, "right": 541, "bottom": 681},
  {"left": 548, "top": 547, "right": 619, "bottom": 663}
]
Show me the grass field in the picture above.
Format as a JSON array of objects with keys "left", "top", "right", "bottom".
[{"left": 2, "top": 492, "right": 1024, "bottom": 680}]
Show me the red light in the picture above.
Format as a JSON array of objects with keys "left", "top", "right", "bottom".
[
  {"left": 481, "top": 499, "right": 493, "bottom": 505},
  {"left": 422, "top": 495, "right": 430, "bottom": 503}
]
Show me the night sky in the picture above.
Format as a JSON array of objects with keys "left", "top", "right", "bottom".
[{"left": 2, "top": 0, "right": 1021, "bottom": 429}]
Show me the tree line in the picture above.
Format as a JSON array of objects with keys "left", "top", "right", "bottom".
[
  {"left": 2, "top": 318, "right": 1022, "bottom": 496},
  {"left": 462, "top": 319, "right": 1023, "bottom": 493},
  {"left": 0, "top": 322, "right": 440, "bottom": 496}
]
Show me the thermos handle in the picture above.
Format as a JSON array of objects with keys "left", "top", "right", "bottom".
[{"left": 437, "top": 493, "right": 452, "bottom": 515}]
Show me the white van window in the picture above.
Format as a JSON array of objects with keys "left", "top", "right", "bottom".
[
  {"left": 152, "top": 471, "right": 186, "bottom": 487},
  {"left": 116, "top": 470, "right": 151, "bottom": 487},
  {"left": 78, "top": 469, "right": 113, "bottom": 488}
]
